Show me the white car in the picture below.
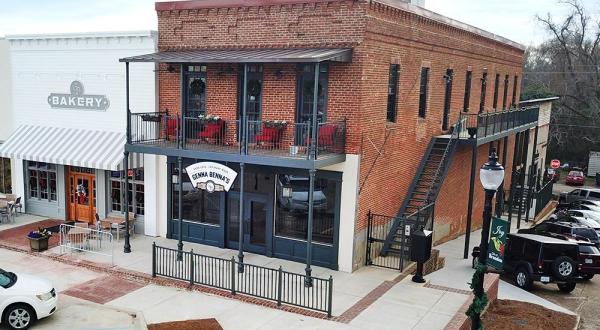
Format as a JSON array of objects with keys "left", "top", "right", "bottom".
[{"left": 0, "top": 269, "right": 57, "bottom": 329}]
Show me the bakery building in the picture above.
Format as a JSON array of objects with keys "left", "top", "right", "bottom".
[{"left": 0, "top": 31, "right": 158, "bottom": 233}]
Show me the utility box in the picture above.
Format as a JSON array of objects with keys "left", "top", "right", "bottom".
[
  {"left": 410, "top": 228, "right": 433, "bottom": 263},
  {"left": 588, "top": 151, "right": 600, "bottom": 177}
]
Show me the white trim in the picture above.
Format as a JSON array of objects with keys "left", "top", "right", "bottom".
[{"left": 6, "top": 31, "right": 157, "bottom": 41}]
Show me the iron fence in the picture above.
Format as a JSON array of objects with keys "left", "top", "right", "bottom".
[
  {"left": 59, "top": 224, "right": 114, "bottom": 264},
  {"left": 129, "top": 112, "right": 347, "bottom": 160},
  {"left": 534, "top": 180, "right": 554, "bottom": 216},
  {"left": 365, "top": 203, "right": 434, "bottom": 271},
  {"left": 458, "top": 107, "right": 539, "bottom": 140},
  {"left": 152, "top": 243, "right": 333, "bottom": 317}
]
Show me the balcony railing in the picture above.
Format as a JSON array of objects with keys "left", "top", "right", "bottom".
[
  {"left": 129, "top": 112, "right": 347, "bottom": 160},
  {"left": 457, "top": 107, "right": 539, "bottom": 140}
]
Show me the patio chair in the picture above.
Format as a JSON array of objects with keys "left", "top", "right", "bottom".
[
  {"left": 166, "top": 117, "right": 180, "bottom": 142},
  {"left": 307, "top": 124, "right": 338, "bottom": 150},
  {"left": 13, "top": 197, "right": 22, "bottom": 215},
  {"left": 255, "top": 125, "right": 283, "bottom": 148},
  {"left": 198, "top": 120, "right": 225, "bottom": 143},
  {"left": 0, "top": 204, "right": 13, "bottom": 224}
]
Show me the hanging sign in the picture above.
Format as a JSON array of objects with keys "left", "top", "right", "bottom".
[
  {"left": 48, "top": 81, "right": 110, "bottom": 111},
  {"left": 487, "top": 216, "right": 509, "bottom": 270},
  {"left": 185, "top": 162, "right": 237, "bottom": 193}
]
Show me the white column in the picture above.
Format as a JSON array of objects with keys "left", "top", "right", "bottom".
[
  {"left": 144, "top": 154, "right": 159, "bottom": 236},
  {"left": 11, "top": 158, "right": 25, "bottom": 212},
  {"left": 156, "top": 155, "right": 168, "bottom": 237},
  {"left": 323, "top": 154, "right": 361, "bottom": 273}
]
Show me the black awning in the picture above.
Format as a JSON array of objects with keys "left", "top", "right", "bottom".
[{"left": 120, "top": 48, "right": 352, "bottom": 63}]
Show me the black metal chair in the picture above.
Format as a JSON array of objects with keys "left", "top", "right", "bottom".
[{"left": 14, "top": 197, "right": 22, "bottom": 215}]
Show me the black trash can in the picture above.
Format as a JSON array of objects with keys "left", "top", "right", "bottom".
[{"left": 410, "top": 228, "right": 433, "bottom": 283}]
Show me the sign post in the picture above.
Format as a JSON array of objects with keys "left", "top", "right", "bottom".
[{"left": 487, "top": 216, "right": 509, "bottom": 270}]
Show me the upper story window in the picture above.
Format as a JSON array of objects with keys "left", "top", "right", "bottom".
[
  {"left": 502, "top": 74, "right": 509, "bottom": 110},
  {"left": 27, "top": 161, "right": 57, "bottom": 202},
  {"left": 479, "top": 72, "right": 487, "bottom": 113},
  {"left": 463, "top": 71, "right": 472, "bottom": 112},
  {"left": 512, "top": 76, "right": 519, "bottom": 107},
  {"left": 297, "top": 64, "right": 328, "bottom": 124},
  {"left": 387, "top": 64, "right": 400, "bottom": 122},
  {"left": 492, "top": 73, "right": 500, "bottom": 110},
  {"left": 184, "top": 65, "right": 207, "bottom": 117},
  {"left": 418, "top": 67, "right": 430, "bottom": 118}
]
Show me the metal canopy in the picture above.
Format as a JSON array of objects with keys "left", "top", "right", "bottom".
[{"left": 119, "top": 48, "right": 353, "bottom": 63}]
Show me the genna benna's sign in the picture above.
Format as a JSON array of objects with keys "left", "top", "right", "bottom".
[
  {"left": 47, "top": 81, "right": 110, "bottom": 111},
  {"left": 186, "top": 162, "right": 238, "bottom": 193}
]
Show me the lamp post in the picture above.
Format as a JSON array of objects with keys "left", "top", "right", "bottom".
[{"left": 470, "top": 148, "right": 504, "bottom": 330}]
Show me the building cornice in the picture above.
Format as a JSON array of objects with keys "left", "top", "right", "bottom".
[{"left": 6, "top": 30, "right": 157, "bottom": 41}]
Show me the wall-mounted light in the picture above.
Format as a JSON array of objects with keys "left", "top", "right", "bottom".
[
  {"left": 282, "top": 185, "right": 293, "bottom": 198},
  {"left": 167, "top": 64, "right": 176, "bottom": 73},
  {"left": 275, "top": 69, "right": 284, "bottom": 79}
]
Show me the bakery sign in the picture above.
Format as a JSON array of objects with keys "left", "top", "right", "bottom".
[
  {"left": 47, "top": 81, "right": 110, "bottom": 111},
  {"left": 185, "top": 162, "right": 237, "bottom": 193}
]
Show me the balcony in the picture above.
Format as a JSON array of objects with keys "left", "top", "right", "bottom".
[
  {"left": 127, "top": 112, "right": 347, "bottom": 168},
  {"left": 455, "top": 106, "right": 540, "bottom": 145}
]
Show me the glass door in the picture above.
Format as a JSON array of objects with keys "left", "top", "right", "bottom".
[
  {"left": 227, "top": 192, "right": 270, "bottom": 254},
  {"left": 68, "top": 169, "right": 96, "bottom": 224},
  {"left": 238, "top": 65, "right": 263, "bottom": 142}
]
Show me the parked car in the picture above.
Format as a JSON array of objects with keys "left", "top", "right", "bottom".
[
  {"left": 559, "top": 188, "right": 600, "bottom": 203},
  {"left": 504, "top": 233, "right": 581, "bottom": 292},
  {"left": 0, "top": 269, "right": 57, "bottom": 330},
  {"left": 566, "top": 171, "right": 586, "bottom": 186},
  {"left": 541, "top": 233, "right": 600, "bottom": 281},
  {"left": 545, "top": 168, "right": 560, "bottom": 183},
  {"left": 548, "top": 211, "right": 600, "bottom": 236},
  {"left": 519, "top": 221, "right": 600, "bottom": 247}
]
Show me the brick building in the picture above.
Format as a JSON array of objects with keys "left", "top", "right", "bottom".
[{"left": 121, "top": 0, "right": 539, "bottom": 273}]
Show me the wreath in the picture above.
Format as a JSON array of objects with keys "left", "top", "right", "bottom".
[
  {"left": 190, "top": 79, "right": 206, "bottom": 95},
  {"left": 247, "top": 80, "right": 262, "bottom": 97},
  {"left": 76, "top": 184, "right": 87, "bottom": 204},
  {"left": 303, "top": 81, "right": 323, "bottom": 98}
]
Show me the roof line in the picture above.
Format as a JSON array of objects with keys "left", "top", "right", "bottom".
[
  {"left": 6, "top": 30, "right": 157, "bottom": 40},
  {"left": 520, "top": 96, "right": 560, "bottom": 104}
]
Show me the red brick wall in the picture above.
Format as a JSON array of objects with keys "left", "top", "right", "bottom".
[{"left": 155, "top": 0, "right": 525, "bottom": 252}]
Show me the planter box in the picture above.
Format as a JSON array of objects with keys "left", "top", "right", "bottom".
[
  {"left": 140, "top": 114, "right": 162, "bottom": 122},
  {"left": 28, "top": 236, "right": 50, "bottom": 252}
]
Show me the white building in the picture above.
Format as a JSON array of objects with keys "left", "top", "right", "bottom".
[
  {"left": 0, "top": 38, "right": 13, "bottom": 194},
  {"left": 0, "top": 31, "right": 157, "bottom": 234}
]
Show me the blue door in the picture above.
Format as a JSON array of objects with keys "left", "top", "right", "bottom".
[{"left": 227, "top": 192, "right": 272, "bottom": 255}]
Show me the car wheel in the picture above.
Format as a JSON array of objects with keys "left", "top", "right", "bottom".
[
  {"left": 582, "top": 274, "right": 595, "bottom": 281},
  {"left": 514, "top": 267, "right": 533, "bottom": 291},
  {"left": 557, "top": 282, "right": 577, "bottom": 293},
  {"left": 552, "top": 256, "right": 577, "bottom": 280},
  {"left": 3, "top": 304, "right": 35, "bottom": 330}
]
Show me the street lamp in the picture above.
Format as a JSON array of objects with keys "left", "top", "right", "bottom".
[{"left": 470, "top": 148, "right": 504, "bottom": 330}]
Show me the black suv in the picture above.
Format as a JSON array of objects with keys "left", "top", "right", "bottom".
[
  {"left": 519, "top": 221, "right": 600, "bottom": 247},
  {"left": 504, "top": 233, "right": 581, "bottom": 292}
]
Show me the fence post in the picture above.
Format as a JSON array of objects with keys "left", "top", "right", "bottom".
[
  {"left": 152, "top": 242, "right": 156, "bottom": 278},
  {"left": 230, "top": 256, "right": 236, "bottom": 295},
  {"left": 327, "top": 275, "right": 333, "bottom": 318},
  {"left": 277, "top": 266, "right": 283, "bottom": 307},
  {"left": 365, "top": 210, "right": 373, "bottom": 266},
  {"left": 189, "top": 249, "right": 194, "bottom": 287}
]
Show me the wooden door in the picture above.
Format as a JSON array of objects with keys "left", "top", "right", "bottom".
[{"left": 68, "top": 169, "right": 96, "bottom": 224}]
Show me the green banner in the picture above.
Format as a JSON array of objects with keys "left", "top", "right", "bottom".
[{"left": 487, "top": 216, "right": 509, "bottom": 270}]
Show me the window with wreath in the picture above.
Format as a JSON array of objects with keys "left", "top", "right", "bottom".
[
  {"left": 109, "top": 168, "right": 144, "bottom": 216},
  {"left": 27, "top": 162, "right": 57, "bottom": 202},
  {"left": 0, "top": 158, "right": 11, "bottom": 194}
]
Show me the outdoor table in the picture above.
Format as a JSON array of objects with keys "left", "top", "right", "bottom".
[
  {"left": 100, "top": 216, "right": 126, "bottom": 241},
  {"left": 67, "top": 226, "right": 90, "bottom": 246}
]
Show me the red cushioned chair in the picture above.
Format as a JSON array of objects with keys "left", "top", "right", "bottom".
[
  {"left": 198, "top": 120, "right": 225, "bottom": 143},
  {"left": 255, "top": 126, "right": 283, "bottom": 148},
  {"left": 166, "top": 118, "right": 179, "bottom": 141},
  {"left": 317, "top": 124, "right": 337, "bottom": 147}
]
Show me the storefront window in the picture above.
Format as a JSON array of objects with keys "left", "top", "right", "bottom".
[
  {"left": 0, "top": 158, "right": 11, "bottom": 194},
  {"left": 109, "top": 168, "right": 144, "bottom": 216},
  {"left": 27, "top": 162, "right": 57, "bottom": 202},
  {"left": 275, "top": 174, "right": 336, "bottom": 245},
  {"left": 171, "top": 166, "right": 220, "bottom": 225}
]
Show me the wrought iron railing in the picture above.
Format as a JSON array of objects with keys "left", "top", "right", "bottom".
[
  {"left": 365, "top": 202, "right": 435, "bottom": 271},
  {"left": 458, "top": 107, "right": 539, "bottom": 140},
  {"left": 130, "top": 112, "right": 347, "bottom": 160},
  {"left": 534, "top": 180, "right": 554, "bottom": 216},
  {"left": 152, "top": 243, "right": 334, "bottom": 317}
]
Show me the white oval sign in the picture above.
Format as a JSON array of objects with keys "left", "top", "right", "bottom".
[{"left": 185, "top": 162, "right": 237, "bottom": 192}]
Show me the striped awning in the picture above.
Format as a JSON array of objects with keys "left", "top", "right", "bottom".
[{"left": 0, "top": 125, "right": 127, "bottom": 171}]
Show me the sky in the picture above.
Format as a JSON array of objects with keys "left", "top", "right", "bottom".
[{"left": 0, "top": 0, "right": 598, "bottom": 46}]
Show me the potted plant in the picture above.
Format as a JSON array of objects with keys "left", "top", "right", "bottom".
[
  {"left": 140, "top": 113, "right": 162, "bottom": 122},
  {"left": 264, "top": 120, "right": 288, "bottom": 129},
  {"left": 198, "top": 114, "right": 222, "bottom": 124},
  {"left": 27, "top": 228, "right": 51, "bottom": 252}
]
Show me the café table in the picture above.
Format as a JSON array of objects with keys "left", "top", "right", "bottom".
[{"left": 100, "top": 216, "right": 127, "bottom": 241}]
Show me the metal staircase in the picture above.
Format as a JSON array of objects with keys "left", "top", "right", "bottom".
[{"left": 380, "top": 121, "right": 463, "bottom": 256}]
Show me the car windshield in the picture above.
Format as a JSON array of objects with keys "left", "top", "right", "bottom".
[
  {"left": 579, "top": 245, "right": 600, "bottom": 254},
  {"left": 569, "top": 171, "right": 583, "bottom": 176},
  {"left": 573, "top": 228, "right": 599, "bottom": 241},
  {"left": 0, "top": 269, "right": 17, "bottom": 288}
]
